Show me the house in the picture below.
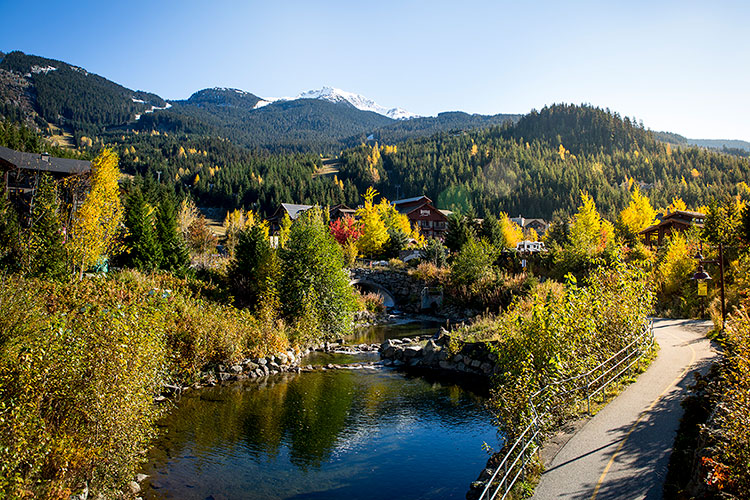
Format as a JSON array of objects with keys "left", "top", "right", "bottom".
[
  {"left": 509, "top": 215, "right": 549, "bottom": 236},
  {"left": 640, "top": 210, "right": 706, "bottom": 246},
  {"left": 392, "top": 195, "right": 450, "bottom": 239},
  {"left": 0, "top": 146, "right": 91, "bottom": 217},
  {"left": 329, "top": 203, "right": 356, "bottom": 221},
  {"left": 267, "top": 203, "right": 312, "bottom": 232}
]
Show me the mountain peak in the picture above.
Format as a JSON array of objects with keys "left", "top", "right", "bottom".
[{"left": 294, "top": 86, "right": 418, "bottom": 120}]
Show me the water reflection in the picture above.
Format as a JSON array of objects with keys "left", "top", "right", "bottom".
[{"left": 144, "top": 368, "right": 496, "bottom": 500}]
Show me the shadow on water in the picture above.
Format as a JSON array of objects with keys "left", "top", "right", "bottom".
[{"left": 144, "top": 366, "right": 496, "bottom": 500}]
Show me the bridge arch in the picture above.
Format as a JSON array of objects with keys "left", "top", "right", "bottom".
[{"left": 350, "top": 279, "right": 396, "bottom": 308}]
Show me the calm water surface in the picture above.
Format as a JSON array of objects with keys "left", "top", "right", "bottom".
[{"left": 143, "top": 323, "right": 496, "bottom": 500}]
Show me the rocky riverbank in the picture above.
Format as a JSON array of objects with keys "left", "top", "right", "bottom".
[{"left": 379, "top": 328, "right": 499, "bottom": 379}]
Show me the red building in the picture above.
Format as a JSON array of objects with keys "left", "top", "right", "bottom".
[{"left": 392, "top": 195, "right": 450, "bottom": 239}]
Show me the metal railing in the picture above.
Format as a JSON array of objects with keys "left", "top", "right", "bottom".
[{"left": 477, "top": 320, "right": 654, "bottom": 500}]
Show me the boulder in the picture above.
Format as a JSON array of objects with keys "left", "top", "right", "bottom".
[
  {"left": 230, "top": 365, "right": 243, "bottom": 374},
  {"left": 403, "top": 346, "right": 422, "bottom": 358},
  {"left": 422, "top": 340, "right": 438, "bottom": 353},
  {"left": 128, "top": 481, "right": 141, "bottom": 494}
]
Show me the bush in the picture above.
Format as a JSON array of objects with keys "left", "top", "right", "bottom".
[
  {"left": 278, "top": 208, "right": 356, "bottom": 342},
  {"left": 358, "top": 292, "right": 386, "bottom": 314},
  {"left": 454, "top": 262, "right": 655, "bottom": 436},
  {"left": 0, "top": 270, "right": 291, "bottom": 498}
]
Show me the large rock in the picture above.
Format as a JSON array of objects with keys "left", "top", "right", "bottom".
[
  {"left": 403, "top": 346, "right": 422, "bottom": 358},
  {"left": 423, "top": 339, "right": 438, "bottom": 353}
]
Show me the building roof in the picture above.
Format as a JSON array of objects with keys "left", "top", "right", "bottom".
[
  {"left": 280, "top": 203, "right": 312, "bottom": 220},
  {"left": 663, "top": 210, "right": 706, "bottom": 220},
  {"left": 392, "top": 195, "right": 432, "bottom": 206},
  {"left": 0, "top": 146, "right": 90, "bottom": 175},
  {"left": 640, "top": 210, "right": 706, "bottom": 235}
]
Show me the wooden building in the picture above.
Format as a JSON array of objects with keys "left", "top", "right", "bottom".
[
  {"left": 0, "top": 146, "right": 91, "bottom": 218},
  {"left": 509, "top": 215, "right": 549, "bottom": 236},
  {"left": 392, "top": 195, "right": 450, "bottom": 239},
  {"left": 640, "top": 210, "right": 706, "bottom": 246}
]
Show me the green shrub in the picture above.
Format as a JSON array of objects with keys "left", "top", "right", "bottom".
[{"left": 0, "top": 270, "right": 291, "bottom": 498}]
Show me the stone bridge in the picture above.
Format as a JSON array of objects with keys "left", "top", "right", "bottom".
[{"left": 349, "top": 267, "right": 441, "bottom": 310}]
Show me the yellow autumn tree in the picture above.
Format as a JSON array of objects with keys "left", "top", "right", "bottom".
[
  {"left": 68, "top": 149, "right": 124, "bottom": 278},
  {"left": 356, "top": 187, "right": 389, "bottom": 257},
  {"left": 498, "top": 212, "right": 524, "bottom": 249},
  {"left": 665, "top": 197, "right": 687, "bottom": 214},
  {"left": 568, "top": 192, "right": 606, "bottom": 257},
  {"left": 617, "top": 186, "right": 657, "bottom": 243}
]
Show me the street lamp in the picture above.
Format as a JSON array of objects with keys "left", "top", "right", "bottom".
[{"left": 691, "top": 243, "right": 726, "bottom": 330}]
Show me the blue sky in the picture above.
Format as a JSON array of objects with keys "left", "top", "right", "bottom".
[{"left": 2, "top": 0, "right": 749, "bottom": 140}]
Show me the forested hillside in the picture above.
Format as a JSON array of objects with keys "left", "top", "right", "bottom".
[
  {"left": 337, "top": 104, "right": 750, "bottom": 218},
  {"left": 0, "top": 51, "right": 164, "bottom": 136}
]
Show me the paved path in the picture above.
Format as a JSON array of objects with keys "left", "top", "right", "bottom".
[{"left": 532, "top": 319, "right": 717, "bottom": 500}]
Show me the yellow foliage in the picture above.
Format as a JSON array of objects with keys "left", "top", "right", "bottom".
[
  {"left": 499, "top": 212, "right": 524, "bottom": 249},
  {"left": 666, "top": 197, "right": 687, "bottom": 214},
  {"left": 68, "top": 149, "right": 124, "bottom": 276},
  {"left": 691, "top": 168, "right": 700, "bottom": 178},
  {"left": 470, "top": 144, "right": 478, "bottom": 157},
  {"left": 657, "top": 232, "right": 694, "bottom": 297},
  {"left": 356, "top": 187, "right": 389, "bottom": 257},
  {"left": 178, "top": 146, "right": 186, "bottom": 158},
  {"left": 558, "top": 144, "right": 568, "bottom": 160},
  {"left": 619, "top": 186, "right": 658, "bottom": 236}
]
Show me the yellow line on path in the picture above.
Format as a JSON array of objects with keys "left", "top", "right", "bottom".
[{"left": 590, "top": 330, "right": 697, "bottom": 499}]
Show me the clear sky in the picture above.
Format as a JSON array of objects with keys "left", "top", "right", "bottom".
[{"left": 2, "top": 0, "right": 749, "bottom": 141}]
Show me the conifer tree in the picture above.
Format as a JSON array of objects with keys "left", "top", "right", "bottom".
[
  {"left": 26, "top": 173, "right": 66, "bottom": 280},
  {"left": 0, "top": 193, "right": 22, "bottom": 272},
  {"left": 156, "top": 195, "right": 190, "bottom": 274},
  {"left": 123, "top": 190, "right": 162, "bottom": 270}
]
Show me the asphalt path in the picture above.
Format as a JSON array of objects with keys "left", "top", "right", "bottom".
[{"left": 532, "top": 319, "right": 718, "bottom": 500}]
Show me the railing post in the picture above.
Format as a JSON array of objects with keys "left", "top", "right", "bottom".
[{"left": 585, "top": 371, "right": 591, "bottom": 415}]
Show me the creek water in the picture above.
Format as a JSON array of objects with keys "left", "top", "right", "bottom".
[{"left": 142, "top": 321, "right": 498, "bottom": 500}]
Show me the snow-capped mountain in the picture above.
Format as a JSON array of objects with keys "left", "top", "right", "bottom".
[{"left": 254, "top": 86, "right": 418, "bottom": 120}]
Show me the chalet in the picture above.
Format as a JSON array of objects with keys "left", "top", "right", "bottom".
[
  {"left": 640, "top": 210, "right": 706, "bottom": 246},
  {"left": 267, "top": 203, "right": 312, "bottom": 232},
  {"left": 392, "top": 195, "right": 450, "bottom": 239},
  {"left": 509, "top": 215, "right": 549, "bottom": 236},
  {"left": 0, "top": 146, "right": 91, "bottom": 217},
  {"left": 329, "top": 203, "right": 356, "bottom": 221}
]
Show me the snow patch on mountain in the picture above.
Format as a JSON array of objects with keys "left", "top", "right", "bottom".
[
  {"left": 30, "top": 65, "right": 57, "bottom": 75},
  {"left": 295, "top": 87, "right": 418, "bottom": 120},
  {"left": 134, "top": 102, "right": 172, "bottom": 121},
  {"left": 251, "top": 86, "right": 418, "bottom": 119}
]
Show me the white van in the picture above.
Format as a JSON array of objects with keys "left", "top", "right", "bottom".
[{"left": 515, "top": 240, "right": 546, "bottom": 253}]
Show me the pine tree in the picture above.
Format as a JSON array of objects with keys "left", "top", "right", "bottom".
[
  {"left": 123, "top": 190, "right": 162, "bottom": 270},
  {"left": 26, "top": 173, "right": 67, "bottom": 279},
  {"left": 0, "top": 193, "right": 22, "bottom": 272},
  {"left": 229, "top": 224, "right": 273, "bottom": 308},
  {"left": 156, "top": 195, "right": 190, "bottom": 274}
]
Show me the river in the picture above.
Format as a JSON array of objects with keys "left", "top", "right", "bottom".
[{"left": 142, "top": 321, "right": 497, "bottom": 500}]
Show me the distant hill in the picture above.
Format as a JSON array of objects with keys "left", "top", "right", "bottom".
[
  {"left": 0, "top": 51, "right": 520, "bottom": 152},
  {"left": 0, "top": 50, "right": 747, "bottom": 159},
  {"left": 653, "top": 130, "right": 750, "bottom": 153},
  {"left": 0, "top": 51, "right": 164, "bottom": 135}
]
